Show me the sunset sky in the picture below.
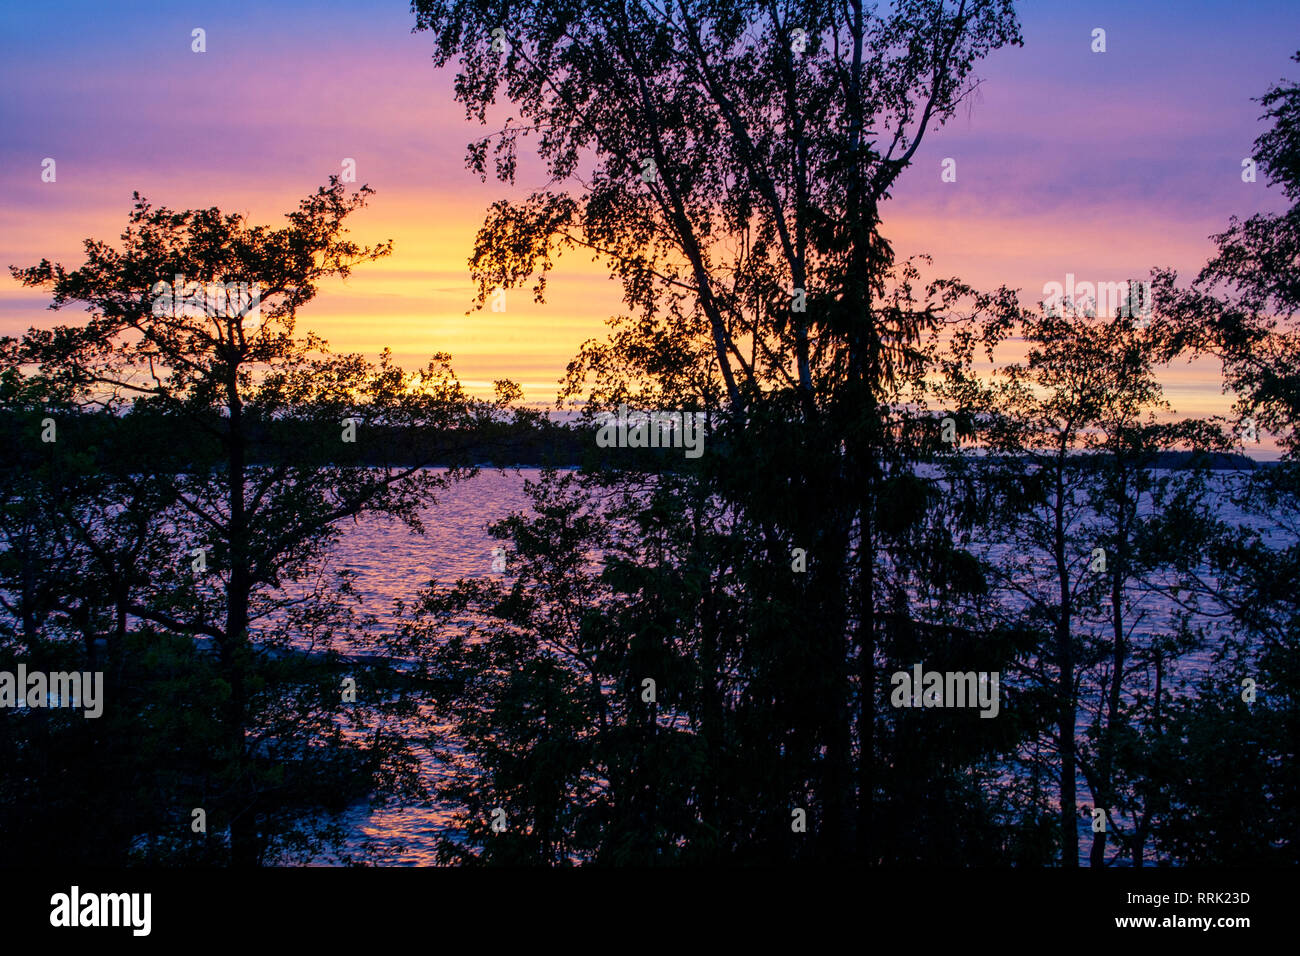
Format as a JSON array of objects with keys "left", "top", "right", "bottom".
[{"left": 3, "top": 0, "right": 1299, "bottom": 436}]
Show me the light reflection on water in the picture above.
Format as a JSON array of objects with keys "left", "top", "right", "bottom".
[{"left": 313, "top": 467, "right": 539, "bottom": 865}]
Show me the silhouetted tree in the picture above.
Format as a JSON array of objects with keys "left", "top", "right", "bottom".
[
  {"left": 1150, "top": 54, "right": 1300, "bottom": 863},
  {"left": 937, "top": 301, "right": 1231, "bottom": 865},
  {"left": 409, "top": 0, "right": 1029, "bottom": 861},
  {"left": 4, "top": 179, "right": 490, "bottom": 864}
]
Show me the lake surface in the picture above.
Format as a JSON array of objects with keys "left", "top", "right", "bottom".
[
  {"left": 295, "top": 466, "right": 1284, "bottom": 865},
  {"left": 310, "top": 467, "right": 539, "bottom": 865}
]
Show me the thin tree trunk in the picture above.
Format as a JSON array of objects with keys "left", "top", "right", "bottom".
[
  {"left": 1054, "top": 464, "right": 1078, "bottom": 867},
  {"left": 224, "top": 372, "right": 258, "bottom": 868}
]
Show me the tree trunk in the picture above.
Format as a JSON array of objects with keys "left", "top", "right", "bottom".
[
  {"left": 1054, "top": 466, "right": 1078, "bottom": 867},
  {"left": 224, "top": 373, "right": 258, "bottom": 868}
]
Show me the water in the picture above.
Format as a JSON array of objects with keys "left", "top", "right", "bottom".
[
  {"left": 0, "top": 451, "right": 1281, "bottom": 865},
  {"left": 6, "top": 464, "right": 1260, "bottom": 863},
  {"left": 298, "top": 466, "right": 1290, "bottom": 864},
  {"left": 312, "top": 466, "right": 539, "bottom": 864}
]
